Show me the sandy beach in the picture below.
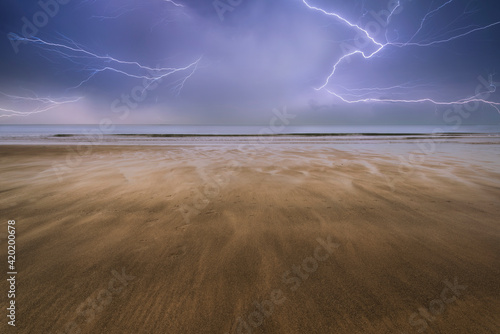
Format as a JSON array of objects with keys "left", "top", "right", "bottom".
[{"left": 1, "top": 136, "right": 499, "bottom": 333}]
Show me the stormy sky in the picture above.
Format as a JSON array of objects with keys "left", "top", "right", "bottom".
[{"left": 1, "top": 0, "right": 499, "bottom": 125}]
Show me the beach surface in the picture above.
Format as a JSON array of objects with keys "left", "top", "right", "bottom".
[{"left": 1, "top": 136, "right": 499, "bottom": 333}]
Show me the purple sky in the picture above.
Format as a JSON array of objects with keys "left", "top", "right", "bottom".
[{"left": 1, "top": 0, "right": 500, "bottom": 126}]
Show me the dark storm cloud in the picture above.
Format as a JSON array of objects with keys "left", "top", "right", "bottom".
[{"left": 0, "top": 0, "right": 499, "bottom": 124}]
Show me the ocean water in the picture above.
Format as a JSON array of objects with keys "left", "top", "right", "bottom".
[{"left": 1, "top": 124, "right": 500, "bottom": 137}]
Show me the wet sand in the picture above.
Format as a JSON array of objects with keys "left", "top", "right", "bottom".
[{"left": 0, "top": 138, "right": 499, "bottom": 333}]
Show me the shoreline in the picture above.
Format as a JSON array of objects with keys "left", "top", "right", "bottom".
[{"left": 1, "top": 132, "right": 500, "bottom": 147}]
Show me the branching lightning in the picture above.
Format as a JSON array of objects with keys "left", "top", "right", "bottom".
[
  {"left": 406, "top": 0, "right": 455, "bottom": 44},
  {"left": 3, "top": 33, "right": 201, "bottom": 117},
  {"left": 0, "top": 92, "right": 83, "bottom": 118},
  {"left": 301, "top": 0, "right": 500, "bottom": 112},
  {"left": 3, "top": 0, "right": 498, "bottom": 120},
  {"left": 396, "top": 21, "right": 500, "bottom": 47},
  {"left": 326, "top": 90, "right": 500, "bottom": 113},
  {"left": 7, "top": 35, "right": 202, "bottom": 92}
]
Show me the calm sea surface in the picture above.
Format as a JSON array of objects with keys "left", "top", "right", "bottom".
[{"left": 1, "top": 124, "right": 500, "bottom": 137}]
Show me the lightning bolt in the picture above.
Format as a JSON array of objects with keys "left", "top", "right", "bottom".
[
  {"left": 0, "top": 92, "right": 83, "bottom": 118},
  {"left": 406, "top": 0, "right": 455, "bottom": 44},
  {"left": 8, "top": 35, "right": 202, "bottom": 93},
  {"left": 88, "top": 0, "right": 189, "bottom": 36},
  {"left": 395, "top": 21, "right": 500, "bottom": 47},
  {"left": 140, "top": 55, "right": 203, "bottom": 96},
  {"left": 301, "top": 0, "right": 500, "bottom": 111},
  {"left": 164, "top": 0, "right": 184, "bottom": 7},
  {"left": 386, "top": 0, "right": 401, "bottom": 25},
  {"left": 3, "top": 33, "right": 201, "bottom": 117},
  {"left": 326, "top": 89, "right": 500, "bottom": 113},
  {"left": 384, "top": 0, "right": 401, "bottom": 42},
  {"left": 336, "top": 81, "right": 434, "bottom": 98}
]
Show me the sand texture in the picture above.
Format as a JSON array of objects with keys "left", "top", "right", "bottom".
[{"left": 0, "top": 139, "right": 499, "bottom": 333}]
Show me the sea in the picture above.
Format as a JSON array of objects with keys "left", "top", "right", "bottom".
[
  {"left": 1, "top": 124, "right": 499, "bottom": 149},
  {"left": 1, "top": 124, "right": 500, "bottom": 137}
]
